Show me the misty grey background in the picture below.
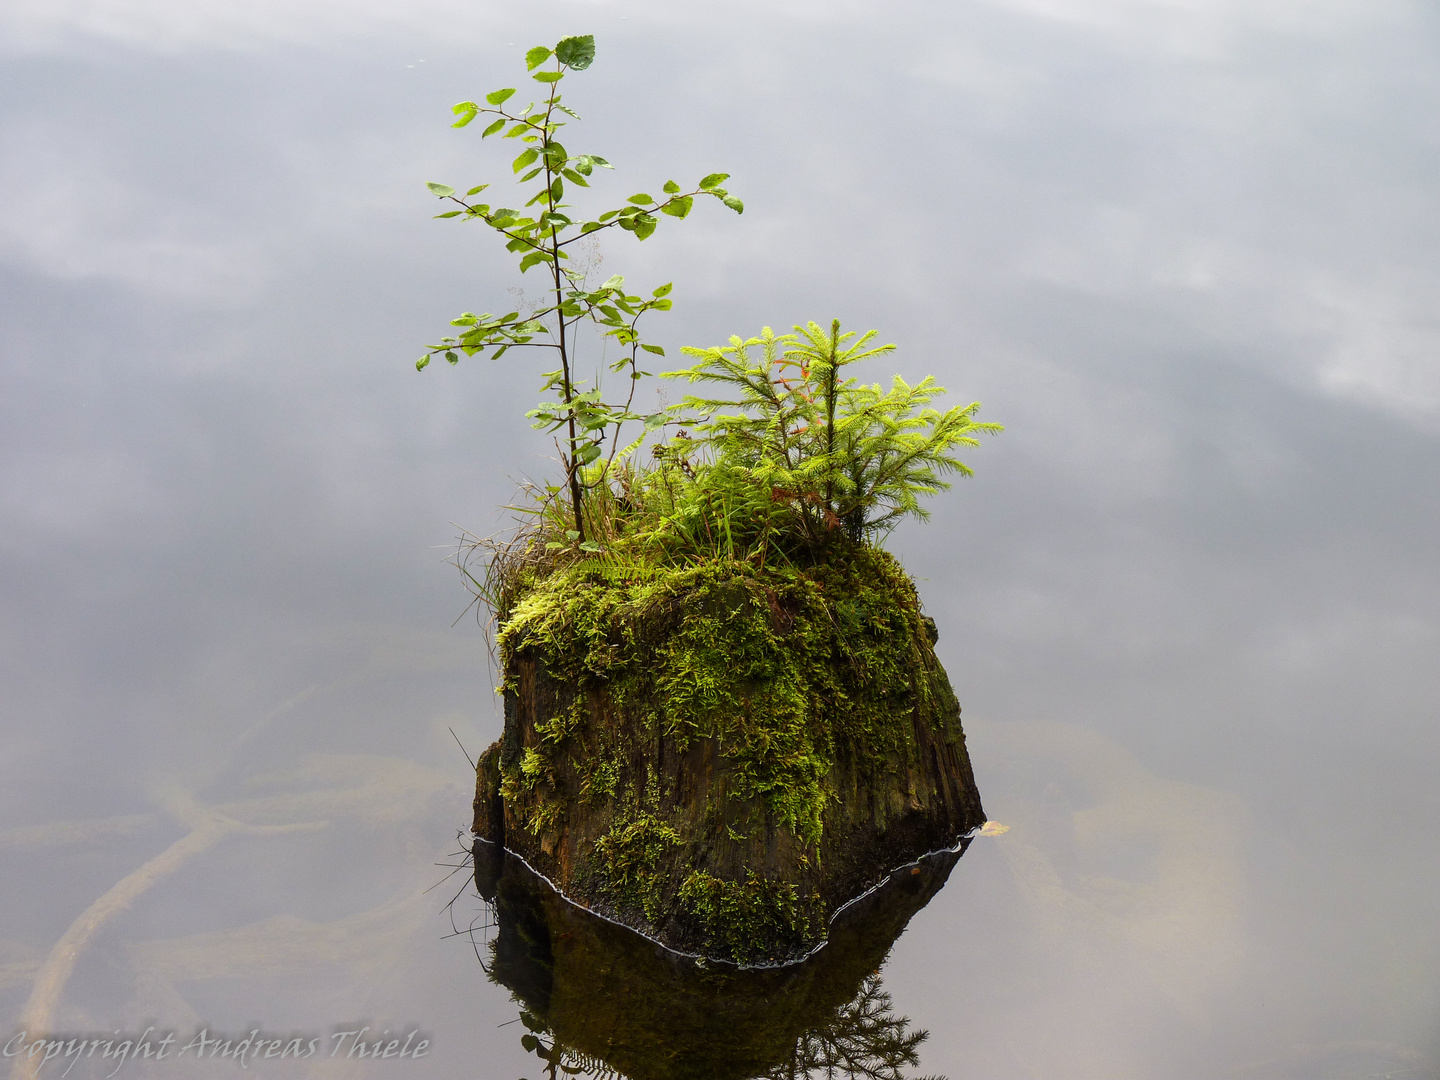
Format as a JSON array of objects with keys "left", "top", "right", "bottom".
[{"left": 1, "top": 0, "right": 1437, "bottom": 1077}]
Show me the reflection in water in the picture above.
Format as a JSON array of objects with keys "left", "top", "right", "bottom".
[
  {"left": 505, "top": 975, "right": 937, "bottom": 1080},
  {"left": 8, "top": 692, "right": 1432, "bottom": 1078},
  {"left": 1, "top": 746, "right": 469, "bottom": 1080},
  {"left": 769, "top": 976, "right": 941, "bottom": 1080},
  {"left": 473, "top": 842, "right": 961, "bottom": 1080}
]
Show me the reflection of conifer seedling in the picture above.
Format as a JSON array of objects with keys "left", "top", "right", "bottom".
[
  {"left": 505, "top": 975, "right": 943, "bottom": 1080},
  {"left": 416, "top": 34, "right": 743, "bottom": 545},
  {"left": 771, "top": 973, "right": 944, "bottom": 1080}
]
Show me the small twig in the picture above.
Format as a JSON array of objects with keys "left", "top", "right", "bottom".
[{"left": 449, "top": 726, "right": 476, "bottom": 770}]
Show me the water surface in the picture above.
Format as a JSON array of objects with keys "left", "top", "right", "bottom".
[{"left": 3, "top": 1, "right": 1438, "bottom": 1077}]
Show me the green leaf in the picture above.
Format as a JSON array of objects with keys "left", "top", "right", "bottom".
[
  {"left": 550, "top": 177, "right": 563, "bottom": 201},
  {"left": 525, "top": 46, "right": 552, "bottom": 71},
  {"left": 465, "top": 184, "right": 490, "bottom": 196},
  {"left": 721, "top": 194, "right": 744, "bottom": 214},
  {"left": 659, "top": 195, "right": 692, "bottom": 218},
  {"left": 698, "top": 172, "right": 729, "bottom": 190},
  {"left": 652, "top": 282, "right": 673, "bottom": 297},
  {"left": 560, "top": 168, "right": 589, "bottom": 187},
  {"left": 634, "top": 214, "right": 658, "bottom": 240},
  {"left": 580, "top": 221, "right": 603, "bottom": 233},
  {"left": 662, "top": 179, "right": 681, "bottom": 194},
  {"left": 652, "top": 298, "right": 672, "bottom": 310},
  {"left": 555, "top": 34, "right": 595, "bottom": 70},
  {"left": 518, "top": 167, "right": 543, "bottom": 182},
  {"left": 426, "top": 182, "right": 455, "bottom": 197},
  {"left": 641, "top": 343, "right": 665, "bottom": 355},
  {"left": 521, "top": 1034, "right": 539, "bottom": 1054},
  {"left": 480, "top": 118, "right": 506, "bottom": 138},
  {"left": 486, "top": 88, "right": 517, "bottom": 106},
  {"left": 491, "top": 345, "right": 509, "bottom": 359},
  {"left": 576, "top": 443, "right": 602, "bottom": 464},
  {"left": 579, "top": 540, "right": 603, "bottom": 553},
  {"left": 416, "top": 355, "right": 430, "bottom": 371},
  {"left": 643, "top": 412, "right": 666, "bottom": 429},
  {"left": 518, "top": 251, "right": 553, "bottom": 272},
  {"left": 532, "top": 71, "right": 564, "bottom": 83},
  {"left": 450, "top": 103, "right": 478, "bottom": 128},
  {"left": 554, "top": 102, "right": 581, "bottom": 119},
  {"left": 445, "top": 350, "right": 459, "bottom": 364},
  {"left": 564, "top": 529, "right": 581, "bottom": 541},
  {"left": 520, "top": 1013, "right": 545, "bottom": 1034},
  {"left": 512, "top": 148, "right": 539, "bottom": 174},
  {"left": 600, "top": 274, "right": 625, "bottom": 290},
  {"left": 434, "top": 210, "right": 461, "bottom": 218},
  {"left": 627, "top": 193, "right": 655, "bottom": 205},
  {"left": 589, "top": 155, "right": 612, "bottom": 168}
]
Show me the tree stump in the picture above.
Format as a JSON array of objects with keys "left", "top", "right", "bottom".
[{"left": 473, "top": 546, "right": 985, "bottom": 964}]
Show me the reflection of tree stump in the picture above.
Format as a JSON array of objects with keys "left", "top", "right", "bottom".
[
  {"left": 473, "top": 550, "right": 986, "bottom": 963},
  {"left": 475, "top": 840, "right": 966, "bottom": 1080}
]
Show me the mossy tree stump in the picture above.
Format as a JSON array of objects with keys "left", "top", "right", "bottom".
[{"left": 473, "top": 545, "right": 984, "bottom": 964}]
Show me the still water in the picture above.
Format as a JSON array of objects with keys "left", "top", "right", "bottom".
[
  {"left": 2, "top": 649, "right": 1430, "bottom": 1080},
  {"left": 4, "top": 1, "right": 1440, "bottom": 1077}
]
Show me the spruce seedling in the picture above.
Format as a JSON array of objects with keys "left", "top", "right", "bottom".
[{"left": 667, "top": 320, "right": 1003, "bottom": 548}]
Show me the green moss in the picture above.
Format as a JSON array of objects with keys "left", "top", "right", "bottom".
[
  {"left": 578, "top": 754, "right": 622, "bottom": 803},
  {"left": 518, "top": 746, "right": 549, "bottom": 787},
  {"left": 678, "top": 870, "right": 822, "bottom": 965},
  {"left": 592, "top": 809, "right": 683, "bottom": 922},
  {"left": 537, "top": 700, "right": 586, "bottom": 745},
  {"left": 495, "top": 540, "right": 961, "bottom": 962}
]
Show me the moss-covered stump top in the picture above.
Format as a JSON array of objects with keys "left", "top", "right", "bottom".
[{"left": 473, "top": 544, "right": 984, "bottom": 964}]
